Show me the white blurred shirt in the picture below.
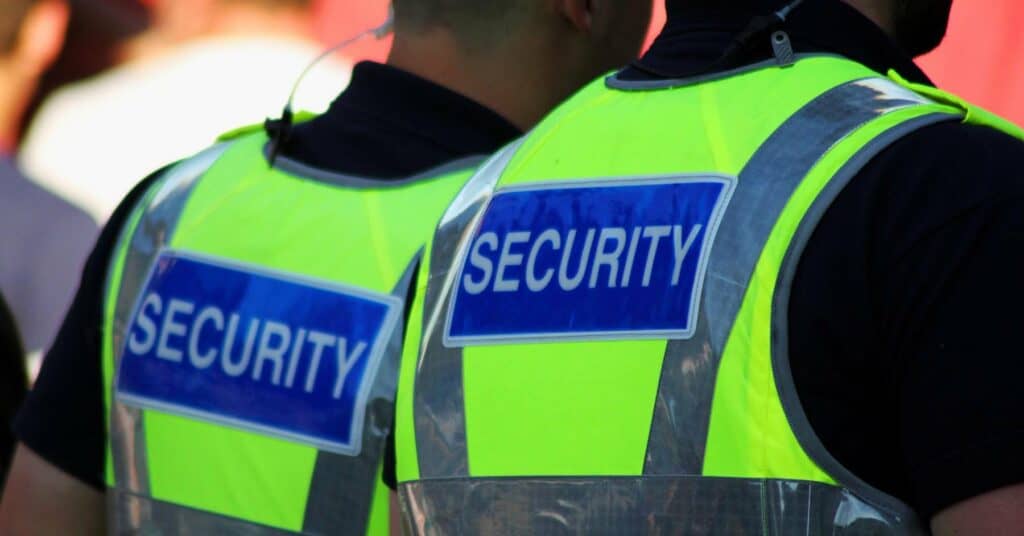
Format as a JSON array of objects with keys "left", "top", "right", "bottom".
[{"left": 18, "top": 36, "right": 351, "bottom": 221}]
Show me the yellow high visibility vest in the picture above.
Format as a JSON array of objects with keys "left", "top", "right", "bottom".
[
  {"left": 394, "top": 55, "right": 1024, "bottom": 534},
  {"left": 102, "top": 129, "right": 483, "bottom": 534}
]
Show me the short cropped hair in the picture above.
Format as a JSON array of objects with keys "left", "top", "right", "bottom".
[
  {"left": 0, "top": 0, "right": 35, "bottom": 53},
  {"left": 392, "top": 0, "right": 532, "bottom": 46}
]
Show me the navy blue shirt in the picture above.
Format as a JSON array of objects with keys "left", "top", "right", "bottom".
[
  {"left": 629, "top": 0, "right": 1024, "bottom": 521},
  {"left": 14, "top": 61, "right": 520, "bottom": 490}
]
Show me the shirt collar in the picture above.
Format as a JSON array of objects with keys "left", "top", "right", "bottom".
[
  {"left": 622, "top": 0, "right": 932, "bottom": 85},
  {"left": 324, "top": 61, "right": 521, "bottom": 156}
]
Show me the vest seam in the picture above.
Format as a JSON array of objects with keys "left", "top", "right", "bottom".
[
  {"left": 265, "top": 143, "right": 486, "bottom": 189},
  {"left": 605, "top": 53, "right": 853, "bottom": 92}
]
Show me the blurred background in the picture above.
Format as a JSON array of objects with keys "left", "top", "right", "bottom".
[
  {"left": 0, "top": 0, "right": 1021, "bottom": 377},
  {"left": 315, "top": 0, "right": 1024, "bottom": 126},
  {"left": 8, "top": 0, "right": 1024, "bottom": 221}
]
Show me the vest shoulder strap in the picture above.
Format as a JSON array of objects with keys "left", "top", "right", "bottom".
[{"left": 889, "top": 70, "right": 1024, "bottom": 141}]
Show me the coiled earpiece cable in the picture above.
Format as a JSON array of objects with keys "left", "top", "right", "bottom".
[{"left": 266, "top": 6, "right": 395, "bottom": 166}]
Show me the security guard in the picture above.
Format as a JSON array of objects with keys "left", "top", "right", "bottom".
[
  {"left": 0, "top": 1, "right": 653, "bottom": 534},
  {"left": 395, "top": 0, "right": 1024, "bottom": 533}
]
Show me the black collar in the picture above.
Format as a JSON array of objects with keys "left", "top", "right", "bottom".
[
  {"left": 281, "top": 61, "right": 521, "bottom": 179},
  {"left": 336, "top": 62, "right": 521, "bottom": 154},
  {"left": 621, "top": 0, "right": 932, "bottom": 85}
]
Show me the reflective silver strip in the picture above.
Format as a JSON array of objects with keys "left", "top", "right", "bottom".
[
  {"left": 412, "top": 141, "right": 524, "bottom": 478},
  {"left": 400, "top": 476, "right": 925, "bottom": 535},
  {"left": 605, "top": 53, "right": 848, "bottom": 91},
  {"left": 301, "top": 254, "right": 422, "bottom": 535},
  {"left": 109, "top": 489, "right": 302, "bottom": 535},
  {"left": 269, "top": 150, "right": 488, "bottom": 190},
  {"left": 644, "top": 77, "right": 936, "bottom": 476},
  {"left": 107, "top": 144, "right": 231, "bottom": 497}
]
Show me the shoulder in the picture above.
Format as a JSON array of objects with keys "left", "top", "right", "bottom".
[
  {"left": 790, "top": 117, "right": 1024, "bottom": 517},
  {"left": 851, "top": 119, "right": 1024, "bottom": 255},
  {"left": 871, "top": 119, "right": 1024, "bottom": 195},
  {"left": 810, "top": 118, "right": 1024, "bottom": 300},
  {"left": 891, "top": 116, "right": 1024, "bottom": 155},
  {"left": 83, "top": 163, "right": 179, "bottom": 275}
]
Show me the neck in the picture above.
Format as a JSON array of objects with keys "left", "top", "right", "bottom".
[
  {"left": 387, "top": 30, "right": 571, "bottom": 131},
  {"left": 840, "top": 0, "right": 895, "bottom": 36},
  {"left": 0, "top": 65, "right": 36, "bottom": 154}
]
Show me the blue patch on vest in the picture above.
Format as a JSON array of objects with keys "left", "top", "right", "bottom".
[
  {"left": 115, "top": 250, "right": 400, "bottom": 456},
  {"left": 445, "top": 176, "right": 735, "bottom": 345}
]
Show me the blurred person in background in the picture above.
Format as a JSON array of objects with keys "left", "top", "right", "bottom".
[
  {"left": 0, "top": 291, "right": 27, "bottom": 482},
  {"left": 17, "top": 0, "right": 350, "bottom": 221},
  {"left": 0, "top": 0, "right": 99, "bottom": 376},
  {"left": 0, "top": 0, "right": 653, "bottom": 534},
  {"left": 17, "top": 0, "right": 151, "bottom": 139}
]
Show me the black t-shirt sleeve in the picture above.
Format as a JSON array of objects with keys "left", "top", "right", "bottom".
[
  {"left": 880, "top": 126, "right": 1024, "bottom": 517},
  {"left": 13, "top": 170, "right": 167, "bottom": 489},
  {"left": 790, "top": 121, "right": 1024, "bottom": 521},
  {"left": 0, "top": 291, "right": 27, "bottom": 479},
  {"left": 894, "top": 189, "right": 1024, "bottom": 518}
]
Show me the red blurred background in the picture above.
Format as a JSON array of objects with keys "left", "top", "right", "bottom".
[
  {"left": 311, "top": 0, "right": 668, "bottom": 65},
  {"left": 313, "top": 0, "right": 1023, "bottom": 126},
  {"left": 918, "top": 0, "right": 1024, "bottom": 126}
]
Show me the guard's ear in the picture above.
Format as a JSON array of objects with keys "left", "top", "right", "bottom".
[
  {"left": 556, "top": 0, "right": 594, "bottom": 33},
  {"left": 13, "top": 0, "right": 68, "bottom": 76}
]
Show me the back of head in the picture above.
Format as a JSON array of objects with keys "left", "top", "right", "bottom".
[
  {"left": 217, "top": 0, "right": 312, "bottom": 10},
  {"left": 392, "top": 0, "right": 529, "bottom": 50},
  {"left": 394, "top": 0, "right": 650, "bottom": 59},
  {"left": 665, "top": 0, "right": 786, "bottom": 14},
  {"left": 388, "top": 0, "right": 652, "bottom": 130}
]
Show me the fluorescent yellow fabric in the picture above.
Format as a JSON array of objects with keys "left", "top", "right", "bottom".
[{"left": 888, "top": 70, "right": 1024, "bottom": 141}]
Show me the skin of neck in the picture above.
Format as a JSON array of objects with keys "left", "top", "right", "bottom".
[
  {"left": 841, "top": 0, "right": 896, "bottom": 36},
  {"left": 387, "top": 23, "right": 602, "bottom": 132},
  {"left": 0, "top": 59, "right": 37, "bottom": 153}
]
